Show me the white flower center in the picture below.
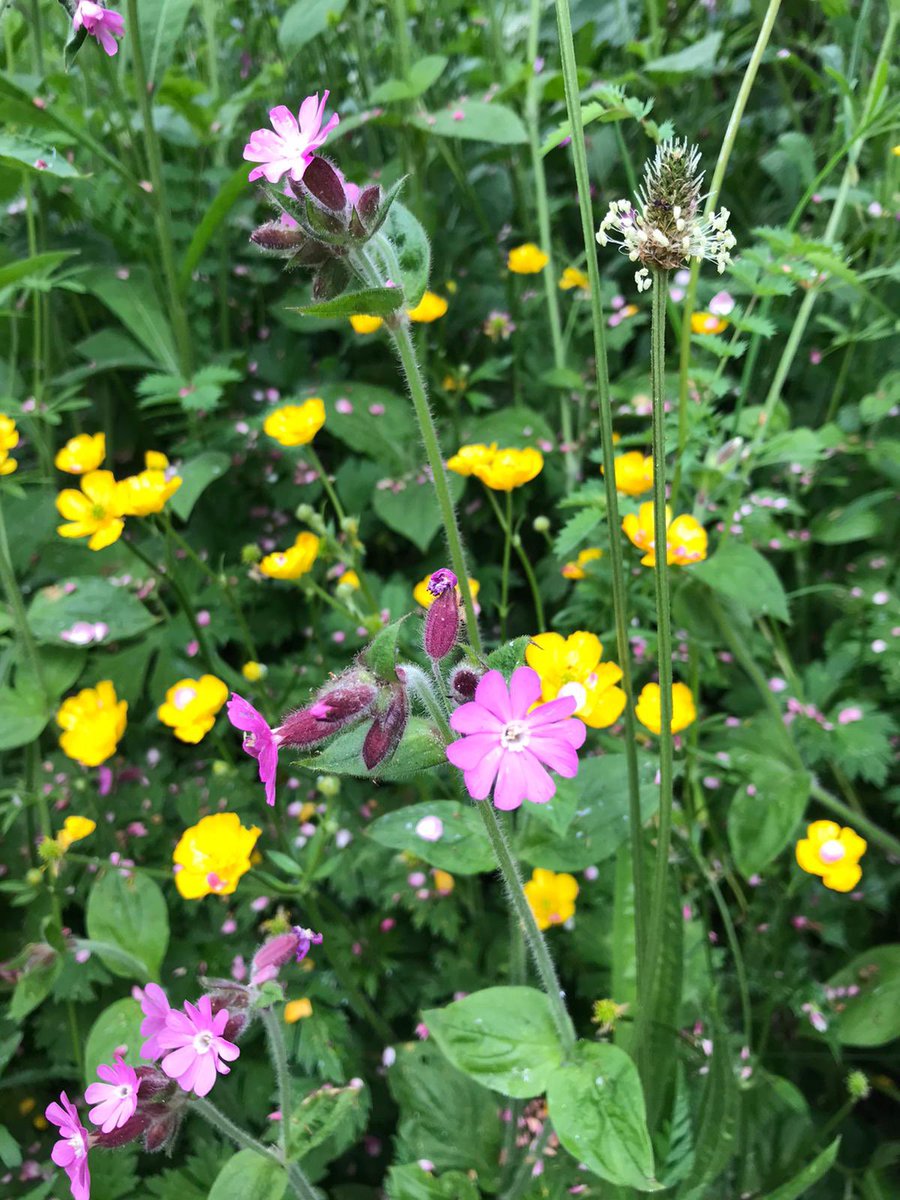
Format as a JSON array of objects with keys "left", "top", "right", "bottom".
[
  {"left": 193, "top": 1030, "right": 214, "bottom": 1055},
  {"left": 117, "top": 1084, "right": 132, "bottom": 1099},
  {"left": 558, "top": 681, "right": 587, "bottom": 712},
  {"left": 819, "top": 839, "right": 845, "bottom": 864},
  {"left": 500, "top": 720, "right": 530, "bottom": 752},
  {"left": 173, "top": 685, "right": 197, "bottom": 710},
  {"left": 68, "top": 1133, "right": 86, "bottom": 1159}
]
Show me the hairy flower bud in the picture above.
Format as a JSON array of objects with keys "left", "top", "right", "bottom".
[
  {"left": 278, "top": 670, "right": 378, "bottom": 748},
  {"left": 143, "top": 1104, "right": 184, "bottom": 1154},
  {"left": 250, "top": 222, "right": 308, "bottom": 253},
  {"left": 134, "top": 1066, "right": 172, "bottom": 1097},
  {"left": 449, "top": 664, "right": 482, "bottom": 704},
  {"left": 362, "top": 684, "right": 409, "bottom": 770},
  {"left": 92, "top": 1110, "right": 151, "bottom": 1149},
  {"left": 423, "top": 570, "right": 460, "bottom": 661},
  {"left": 356, "top": 184, "right": 382, "bottom": 223},
  {"left": 300, "top": 155, "right": 349, "bottom": 213}
]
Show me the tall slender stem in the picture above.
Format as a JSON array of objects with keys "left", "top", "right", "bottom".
[
  {"left": 0, "top": 495, "right": 46, "bottom": 698},
  {"left": 477, "top": 801, "right": 576, "bottom": 1052},
  {"left": 260, "top": 1007, "right": 293, "bottom": 1161},
  {"left": 191, "top": 1096, "right": 277, "bottom": 1159},
  {"left": 552, "top": 0, "right": 647, "bottom": 975},
  {"left": 673, "top": 0, "right": 783, "bottom": 497},
  {"left": 483, "top": 487, "right": 545, "bottom": 631},
  {"left": 125, "top": 0, "right": 193, "bottom": 377},
  {"left": 642, "top": 270, "right": 675, "bottom": 1007}
]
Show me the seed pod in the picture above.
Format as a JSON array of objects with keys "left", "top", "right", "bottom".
[{"left": 362, "top": 684, "right": 409, "bottom": 770}]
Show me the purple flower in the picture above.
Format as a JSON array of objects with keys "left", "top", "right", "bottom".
[
  {"left": 45, "top": 1091, "right": 91, "bottom": 1200},
  {"left": 243, "top": 92, "right": 339, "bottom": 184},
  {"left": 84, "top": 1054, "right": 140, "bottom": 1133},
  {"left": 227, "top": 694, "right": 281, "bottom": 807},
  {"left": 158, "top": 995, "right": 240, "bottom": 1097},
  {"left": 139, "top": 982, "right": 172, "bottom": 1060},
  {"left": 295, "top": 925, "right": 323, "bottom": 962},
  {"left": 427, "top": 568, "right": 457, "bottom": 597},
  {"left": 446, "top": 667, "right": 586, "bottom": 810},
  {"left": 73, "top": 2, "right": 125, "bottom": 56},
  {"left": 249, "top": 925, "right": 322, "bottom": 985}
]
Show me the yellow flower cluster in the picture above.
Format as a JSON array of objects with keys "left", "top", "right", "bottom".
[
  {"left": 56, "top": 816, "right": 96, "bottom": 851},
  {"left": 606, "top": 451, "right": 653, "bottom": 497},
  {"left": 158, "top": 675, "right": 228, "bottom": 743},
  {"left": 507, "top": 243, "right": 548, "bottom": 274},
  {"left": 526, "top": 632, "right": 626, "bottom": 729},
  {"left": 55, "top": 450, "right": 182, "bottom": 551},
  {"left": 622, "top": 502, "right": 708, "bottom": 567},
  {"left": 348, "top": 291, "right": 449, "bottom": 334},
  {"left": 259, "top": 531, "right": 321, "bottom": 580},
  {"left": 524, "top": 868, "right": 578, "bottom": 930},
  {"left": 796, "top": 821, "right": 866, "bottom": 893},
  {"left": 634, "top": 682, "right": 696, "bottom": 735},
  {"left": 264, "top": 399, "right": 325, "bottom": 447},
  {"left": 57, "top": 681, "right": 127, "bottom": 767},
  {"left": 413, "top": 573, "right": 480, "bottom": 609},
  {"left": 562, "top": 547, "right": 602, "bottom": 580},
  {"left": 172, "top": 812, "right": 261, "bottom": 900},
  {"left": 447, "top": 443, "right": 544, "bottom": 491},
  {"left": 0, "top": 414, "right": 20, "bottom": 476}
]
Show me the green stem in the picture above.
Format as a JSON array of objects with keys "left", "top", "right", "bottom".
[
  {"left": 125, "top": 0, "right": 193, "bottom": 377},
  {"left": 641, "top": 269, "right": 676, "bottom": 1030},
  {"left": 200, "top": 0, "right": 220, "bottom": 96},
  {"left": 477, "top": 801, "right": 576, "bottom": 1052},
  {"left": 303, "top": 446, "right": 378, "bottom": 615},
  {"left": 191, "top": 1096, "right": 278, "bottom": 1160},
  {"left": 673, "top": 0, "right": 783, "bottom": 498},
  {"left": 552, "top": 0, "right": 646, "bottom": 977},
  {"left": 502, "top": 1119, "right": 555, "bottom": 1200},
  {"left": 499, "top": 491, "right": 512, "bottom": 638},
  {"left": 484, "top": 487, "right": 546, "bottom": 631},
  {"left": 0, "top": 494, "right": 46, "bottom": 697},
  {"left": 260, "top": 1007, "right": 293, "bottom": 1160}
]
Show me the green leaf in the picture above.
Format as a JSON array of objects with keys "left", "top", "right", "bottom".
[
  {"left": 208, "top": 1151, "right": 288, "bottom": 1200},
  {"left": 0, "top": 251, "right": 79, "bottom": 292},
  {"left": 0, "top": 1124, "right": 22, "bottom": 1170},
  {"left": 179, "top": 165, "right": 252, "bottom": 289},
  {"left": 727, "top": 754, "right": 810, "bottom": 876},
  {"left": 381, "top": 200, "right": 431, "bottom": 308},
  {"left": 279, "top": 0, "right": 349, "bottom": 55},
  {"left": 411, "top": 102, "right": 527, "bottom": 144},
  {"left": 289, "top": 286, "right": 404, "bottom": 319},
  {"left": 286, "top": 1082, "right": 368, "bottom": 1162},
  {"left": 483, "top": 636, "right": 531, "bottom": 679},
  {"left": 386, "top": 1164, "right": 480, "bottom": 1200},
  {"left": 810, "top": 490, "right": 893, "bottom": 544},
  {"left": 677, "top": 1031, "right": 739, "bottom": 1198},
  {"left": 364, "top": 618, "right": 408, "bottom": 681},
  {"left": 424, "top": 986, "right": 565, "bottom": 1099},
  {"left": 168, "top": 450, "right": 231, "bottom": 520},
  {"left": 86, "top": 870, "right": 169, "bottom": 981},
  {"left": 0, "top": 685, "right": 49, "bottom": 751},
  {"left": 82, "top": 268, "right": 179, "bottom": 373},
  {"left": 759, "top": 1137, "right": 840, "bottom": 1199},
  {"left": 319, "top": 384, "right": 415, "bottom": 473},
  {"left": 645, "top": 32, "right": 722, "bottom": 75},
  {"left": 541, "top": 89, "right": 653, "bottom": 155},
  {"left": 372, "top": 471, "right": 465, "bottom": 552},
  {"left": 0, "top": 134, "right": 86, "bottom": 178},
  {"left": 372, "top": 55, "right": 448, "bottom": 103},
  {"left": 547, "top": 1041, "right": 660, "bottom": 1191},
  {"left": 83, "top": 998, "right": 145, "bottom": 1083},
  {"left": 825, "top": 946, "right": 900, "bottom": 1047},
  {"left": 554, "top": 507, "right": 602, "bottom": 558},
  {"left": 9, "top": 957, "right": 62, "bottom": 1022},
  {"left": 370, "top": 800, "right": 495, "bottom": 874},
  {"left": 296, "top": 716, "right": 446, "bottom": 782},
  {"left": 693, "top": 543, "right": 790, "bottom": 623},
  {"left": 138, "top": 0, "right": 196, "bottom": 82},
  {"left": 756, "top": 429, "right": 825, "bottom": 469},
  {"left": 28, "top": 576, "right": 157, "bottom": 644}
]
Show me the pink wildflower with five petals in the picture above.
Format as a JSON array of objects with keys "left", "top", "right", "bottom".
[
  {"left": 226, "top": 694, "right": 281, "bottom": 806},
  {"left": 139, "top": 981, "right": 172, "bottom": 1060},
  {"left": 73, "top": 2, "right": 125, "bottom": 56},
  {"left": 45, "top": 1091, "right": 91, "bottom": 1200},
  {"left": 446, "top": 666, "right": 586, "bottom": 810},
  {"left": 243, "top": 92, "right": 339, "bottom": 184},
  {"left": 158, "top": 995, "right": 240, "bottom": 1097},
  {"left": 85, "top": 1054, "right": 140, "bottom": 1133}
]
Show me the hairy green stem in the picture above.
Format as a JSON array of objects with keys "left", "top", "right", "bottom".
[
  {"left": 552, "top": 0, "right": 646, "bottom": 975},
  {"left": 191, "top": 1096, "right": 276, "bottom": 1159},
  {"left": 483, "top": 486, "right": 546, "bottom": 631},
  {"left": 260, "top": 1007, "right": 295, "bottom": 1164}
]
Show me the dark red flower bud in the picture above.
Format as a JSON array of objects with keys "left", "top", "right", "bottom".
[
  {"left": 205, "top": 983, "right": 252, "bottom": 1041},
  {"left": 250, "top": 222, "right": 307, "bottom": 252},
  {"left": 143, "top": 1105, "right": 184, "bottom": 1154},
  {"left": 277, "top": 670, "right": 378, "bottom": 748},
  {"left": 424, "top": 591, "right": 460, "bottom": 661},
  {"left": 93, "top": 1110, "right": 151, "bottom": 1149},
  {"left": 134, "top": 1066, "right": 172, "bottom": 1097},
  {"left": 449, "top": 665, "right": 482, "bottom": 704},
  {"left": 301, "top": 155, "right": 348, "bottom": 212},
  {"left": 356, "top": 185, "right": 382, "bottom": 222},
  {"left": 362, "top": 684, "right": 409, "bottom": 770}
]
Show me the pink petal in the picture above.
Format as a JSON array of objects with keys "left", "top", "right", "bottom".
[
  {"left": 52, "top": 1141, "right": 76, "bottom": 1168},
  {"left": 192, "top": 1053, "right": 218, "bottom": 1097},
  {"left": 71, "top": 1161, "right": 91, "bottom": 1200},
  {"left": 268, "top": 105, "right": 299, "bottom": 140},
  {"left": 161, "top": 1044, "right": 197, "bottom": 1081},
  {"left": 449, "top": 701, "right": 503, "bottom": 735},
  {"left": 526, "top": 695, "right": 579, "bottom": 728},
  {"left": 462, "top": 745, "right": 504, "bottom": 800},
  {"left": 217, "top": 1038, "right": 240, "bottom": 1062},
  {"left": 95, "top": 1063, "right": 117, "bottom": 1084},
  {"left": 527, "top": 734, "right": 581, "bottom": 777},
  {"left": 446, "top": 732, "right": 500, "bottom": 770},
  {"left": 493, "top": 752, "right": 529, "bottom": 810},
  {"left": 473, "top": 671, "right": 512, "bottom": 721},
  {"left": 46, "top": 1102, "right": 70, "bottom": 1129},
  {"left": 84, "top": 1081, "right": 112, "bottom": 1104},
  {"left": 508, "top": 666, "right": 542, "bottom": 716},
  {"left": 297, "top": 92, "right": 322, "bottom": 133}
]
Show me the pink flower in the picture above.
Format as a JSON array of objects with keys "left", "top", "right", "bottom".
[
  {"left": 445, "top": 667, "right": 586, "bottom": 810},
  {"left": 243, "top": 92, "right": 339, "bottom": 184},
  {"left": 73, "top": 2, "right": 125, "bottom": 56},
  {"left": 158, "top": 995, "right": 240, "bottom": 1097},
  {"left": 139, "top": 982, "right": 172, "bottom": 1060},
  {"left": 227, "top": 693, "right": 281, "bottom": 806},
  {"left": 84, "top": 1054, "right": 140, "bottom": 1133},
  {"left": 45, "top": 1091, "right": 91, "bottom": 1200}
]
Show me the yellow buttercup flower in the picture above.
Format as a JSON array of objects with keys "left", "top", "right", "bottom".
[
  {"left": 413, "top": 573, "right": 480, "bottom": 609},
  {"left": 407, "top": 291, "right": 448, "bottom": 323},
  {"left": 263, "top": 399, "right": 326, "bottom": 447},
  {"left": 241, "top": 661, "right": 267, "bottom": 682},
  {"left": 55, "top": 432, "right": 106, "bottom": 475},
  {"left": 691, "top": 311, "right": 728, "bottom": 335},
  {"left": 117, "top": 469, "right": 182, "bottom": 517},
  {"left": 622, "top": 502, "right": 708, "bottom": 567},
  {"left": 57, "top": 681, "right": 127, "bottom": 767},
  {"left": 475, "top": 447, "right": 544, "bottom": 491},
  {"left": 349, "top": 314, "right": 384, "bottom": 334},
  {"left": 57, "top": 816, "right": 97, "bottom": 851},
  {"left": 433, "top": 869, "right": 455, "bottom": 894},
  {"left": 796, "top": 821, "right": 866, "bottom": 893},
  {"left": 507, "top": 243, "right": 549, "bottom": 274},
  {"left": 562, "top": 547, "right": 603, "bottom": 580},
  {"left": 56, "top": 470, "right": 124, "bottom": 551},
  {"left": 144, "top": 450, "right": 169, "bottom": 470},
  {"left": 559, "top": 266, "right": 589, "bottom": 291},
  {"left": 447, "top": 443, "right": 497, "bottom": 477},
  {"left": 259, "top": 531, "right": 321, "bottom": 580},
  {"left": 524, "top": 868, "right": 578, "bottom": 931},
  {"left": 635, "top": 681, "right": 696, "bottom": 735},
  {"left": 0, "top": 414, "right": 19, "bottom": 476},
  {"left": 337, "top": 570, "right": 360, "bottom": 589},
  {"left": 157, "top": 675, "right": 228, "bottom": 744},
  {"left": 607, "top": 451, "right": 653, "bottom": 497},
  {"left": 526, "top": 631, "right": 626, "bottom": 729},
  {"left": 285, "top": 998, "right": 314, "bottom": 1022},
  {"left": 172, "top": 812, "right": 261, "bottom": 900}
]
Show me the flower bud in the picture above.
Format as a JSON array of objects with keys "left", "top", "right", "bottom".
[
  {"left": 93, "top": 1110, "right": 151, "bottom": 1149},
  {"left": 362, "top": 684, "right": 409, "bottom": 770},
  {"left": 250, "top": 222, "right": 307, "bottom": 253},
  {"left": 300, "top": 155, "right": 349, "bottom": 213},
  {"left": 317, "top": 774, "right": 341, "bottom": 797},
  {"left": 278, "top": 670, "right": 378, "bottom": 749},
  {"left": 715, "top": 437, "right": 744, "bottom": 467},
  {"left": 532, "top": 515, "right": 551, "bottom": 534},
  {"left": 251, "top": 933, "right": 302, "bottom": 987},
  {"left": 847, "top": 1070, "right": 870, "bottom": 1101},
  {"left": 356, "top": 184, "right": 382, "bottom": 223},
  {"left": 143, "top": 1105, "right": 184, "bottom": 1154},
  {"left": 423, "top": 569, "right": 460, "bottom": 661},
  {"left": 241, "top": 543, "right": 261, "bottom": 564},
  {"left": 135, "top": 1066, "right": 172, "bottom": 1097},
  {"left": 449, "top": 664, "right": 481, "bottom": 704}
]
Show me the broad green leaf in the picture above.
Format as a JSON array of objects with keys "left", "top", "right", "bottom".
[
  {"left": 28, "top": 576, "right": 157, "bottom": 644},
  {"left": 179, "top": 165, "right": 251, "bottom": 289},
  {"left": 639, "top": 876, "right": 684, "bottom": 1133},
  {"left": 759, "top": 1137, "right": 840, "bottom": 1199},
  {"left": 279, "top": 0, "right": 348, "bottom": 55},
  {"left": 372, "top": 471, "right": 465, "bottom": 552},
  {"left": 386, "top": 1164, "right": 479, "bottom": 1200},
  {"left": 811, "top": 490, "right": 894, "bottom": 544},
  {"left": 363, "top": 618, "right": 408, "bottom": 681},
  {"left": 86, "top": 870, "right": 169, "bottom": 981},
  {"left": 646, "top": 33, "right": 723, "bottom": 76},
  {"left": 424, "top": 986, "right": 565, "bottom": 1099},
  {"left": 756, "top": 429, "right": 825, "bottom": 469},
  {"left": 825, "top": 946, "right": 900, "bottom": 1046},
  {"left": 83, "top": 998, "right": 145, "bottom": 1083},
  {"left": 547, "top": 1041, "right": 659, "bottom": 1191},
  {"left": 138, "top": 0, "right": 196, "bottom": 82},
  {"left": 319, "top": 384, "right": 415, "bottom": 473},
  {"left": 0, "top": 251, "right": 79, "bottom": 292},
  {"left": 0, "top": 134, "right": 86, "bottom": 178},
  {"left": 168, "top": 450, "right": 231, "bottom": 520},
  {"left": 289, "top": 286, "right": 404, "bottom": 319},
  {"left": 0, "top": 685, "right": 49, "bottom": 750},
  {"left": 9, "top": 957, "right": 62, "bottom": 1022},
  {"left": 693, "top": 542, "right": 790, "bottom": 624},
  {"left": 208, "top": 1150, "right": 288, "bottom": 1200},
  {"left": 20, "top": 647, "right": 86, "bottom": 699},
  {"left": 372, "top": 55, "right": 448, "bottom": 103},
  {"left": 483, "top": 636, "right": 531, "bottom": 679},
  {"left": 677, "top": 1031, "right": 739, "bottom": 1198},
  {"left": 554, "top": 507, "right": 602, "bottom": 558},
  {"left": 82, "top": 268, "right": 179, "bottom": 373},
  {"left": 296, "top": 716, "right": 446, "bottom": 782},
  {"left": 370, "top": 800, "right": 495, "bottom": 874},
  {"left": 411, "top": 102, "right": 527, "bottom": 144},
  {"left": 727, "top": 756, "right": 810, "bottom": 876},
  {"left": 381, "top": 200, "right": 430, "bottom": 307},
  {"left": 0, "top": 1124, "right": 22, "bottom": 1169},
  {"left": 286, "top": 1082, "right": 368, "bottom": 1162}
]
